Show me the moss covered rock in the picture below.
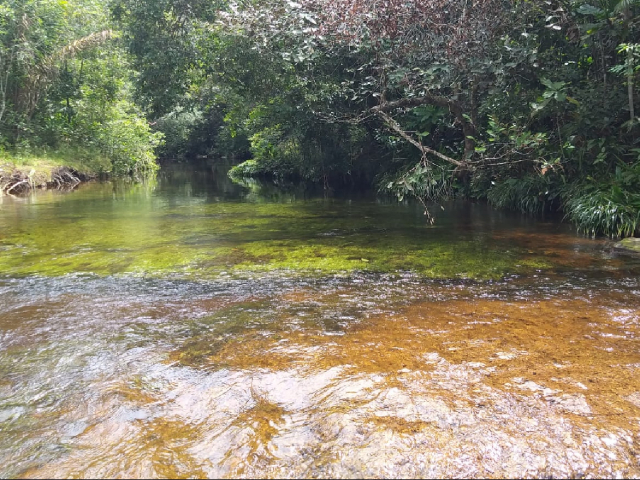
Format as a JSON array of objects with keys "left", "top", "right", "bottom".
[{"left": 614, "top": 237, "right": 640, "bottom": 253}]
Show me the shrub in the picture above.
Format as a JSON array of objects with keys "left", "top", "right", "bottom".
[
  {"left": 97, "top": 102, "right": 163, "bottom": 175},
  {"left": 153, "top": 109, "right": 204, "bottom": 159},
  {"left": 228, "top": 159, "right": 265, "bottom": 180}
]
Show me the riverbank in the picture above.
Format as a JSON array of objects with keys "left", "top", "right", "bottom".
[{"left": 0, "top": 151, "right": 109, "bottom": 195}]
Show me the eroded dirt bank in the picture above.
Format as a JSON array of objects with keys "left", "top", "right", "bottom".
[{"left": 0, "top": 163, "right": 94, "bottom": 195}]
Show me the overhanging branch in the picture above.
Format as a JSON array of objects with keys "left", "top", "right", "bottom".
[
  {"left": 371, "top": 94, "right": 455, "bottom": 113},
  {"left": 374, "top": 110, "right": 466, "bottom": 168}
]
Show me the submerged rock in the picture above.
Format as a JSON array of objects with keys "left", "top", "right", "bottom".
[{"left": 614, "top": 237, "right": 640, "bottom": 254}]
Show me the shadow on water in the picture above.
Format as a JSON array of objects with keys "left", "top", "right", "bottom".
[{"left": 1, "top": 163, "right": 640, "bottom": 478}]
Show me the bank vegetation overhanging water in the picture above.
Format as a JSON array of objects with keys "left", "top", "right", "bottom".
[{"left": 2, "top": 0, "right": 640, "bottom": 237}]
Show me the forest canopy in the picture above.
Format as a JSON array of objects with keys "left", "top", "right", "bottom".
[{"left": 2, "top": 0, "right": 640, "bottom": 236}]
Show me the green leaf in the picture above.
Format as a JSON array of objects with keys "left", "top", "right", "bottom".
[
  {"left": 540, "top": 78, "right": 566, "bottom": 91},
  {"left": 577, "top": 4, "right": 603, "bottom": 15}
]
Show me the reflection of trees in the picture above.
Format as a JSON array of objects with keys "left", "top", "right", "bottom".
[{"left": 111, "top": 174, "right": 158, "bottom": 201}]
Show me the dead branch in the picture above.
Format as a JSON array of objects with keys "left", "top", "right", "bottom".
[{"left": 371, "top": 95, "right": 454, "bottom": 113}]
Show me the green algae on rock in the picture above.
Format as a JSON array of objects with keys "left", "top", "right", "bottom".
[{"left": 614, "top": 237, "right": 640, "bottom": 254}]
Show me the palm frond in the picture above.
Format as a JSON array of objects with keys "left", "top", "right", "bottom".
[
  {"left": 21, "top": 30, "right": 114, "bottom": 116},
  {"left": 614, "top": 0, "right": 640, "bottom": 14}
]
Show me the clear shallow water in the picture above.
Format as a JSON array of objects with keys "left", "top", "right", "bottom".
[{"left": 1, "top": 164, "right": 640, "bottom": 478}]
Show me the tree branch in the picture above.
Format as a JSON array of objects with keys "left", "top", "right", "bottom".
[
  {"left": 375, "top": 110, "right": 466, "bottom": 168},
  {"left": 372, "top": 94, "right": 476, "bottom": 159},
  {"left": 371, "top": 94, "right": 455, "bottom": 113}
]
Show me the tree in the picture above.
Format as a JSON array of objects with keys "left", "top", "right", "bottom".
[
  {"left": 299, "top": 0, "right": 519, "bottom": 164},
  {"left": 0, "top": 0, "right": 162, "bottom": 175},
  {"left": 111, "top": 0, "right": 225, "bottom": 116}
]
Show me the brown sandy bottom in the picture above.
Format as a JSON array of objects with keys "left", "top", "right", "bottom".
[{"left": 13, "top": 281, "right": 640, "bottom": 479}]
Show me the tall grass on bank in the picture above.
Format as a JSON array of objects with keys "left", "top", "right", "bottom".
[
  {"left": 563, "top": 185, "right": 640, "bottom": 238},
  {"left": 487, "top": 175, "right": 557, "bottom": 214}
]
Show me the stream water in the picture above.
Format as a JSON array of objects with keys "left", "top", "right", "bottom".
[{"left": 1, "top": 164, "right": 640, "bottom": 478}]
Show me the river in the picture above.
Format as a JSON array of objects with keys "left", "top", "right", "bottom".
[{"left": 1, "top": 164, "right": 640, "bottom": 478}]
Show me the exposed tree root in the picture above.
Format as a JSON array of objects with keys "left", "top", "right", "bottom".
[{"left": 0, "top": 166, "right": 92, "bottom": 196}]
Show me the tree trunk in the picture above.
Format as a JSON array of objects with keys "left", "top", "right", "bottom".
[
  {"left": 625, "top": 7, "right": 634, "bottom": 121},
  {"left": 628, "top": 45, "right": 635, "bottom": 121}
]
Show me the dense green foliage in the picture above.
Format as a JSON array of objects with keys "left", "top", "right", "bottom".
[
  {"left": 3, "top": 0, "right": 640, "bottom": 236},
  {"left": 0, "top": 0, "right": 161, "bottom": 174},
  {"left": 111, "top": 0, "right": 640, "bottom": 236}
]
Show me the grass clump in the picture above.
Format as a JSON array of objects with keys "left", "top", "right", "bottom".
[
  {"left": 563, "top": 185, "right": 640, "bottom": 238},
  {"left": 562, "top": 162, "right": 640, "bottom": 238},
  {"left": 487, "top": 175, "right": 557, "bottom": 215}
]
